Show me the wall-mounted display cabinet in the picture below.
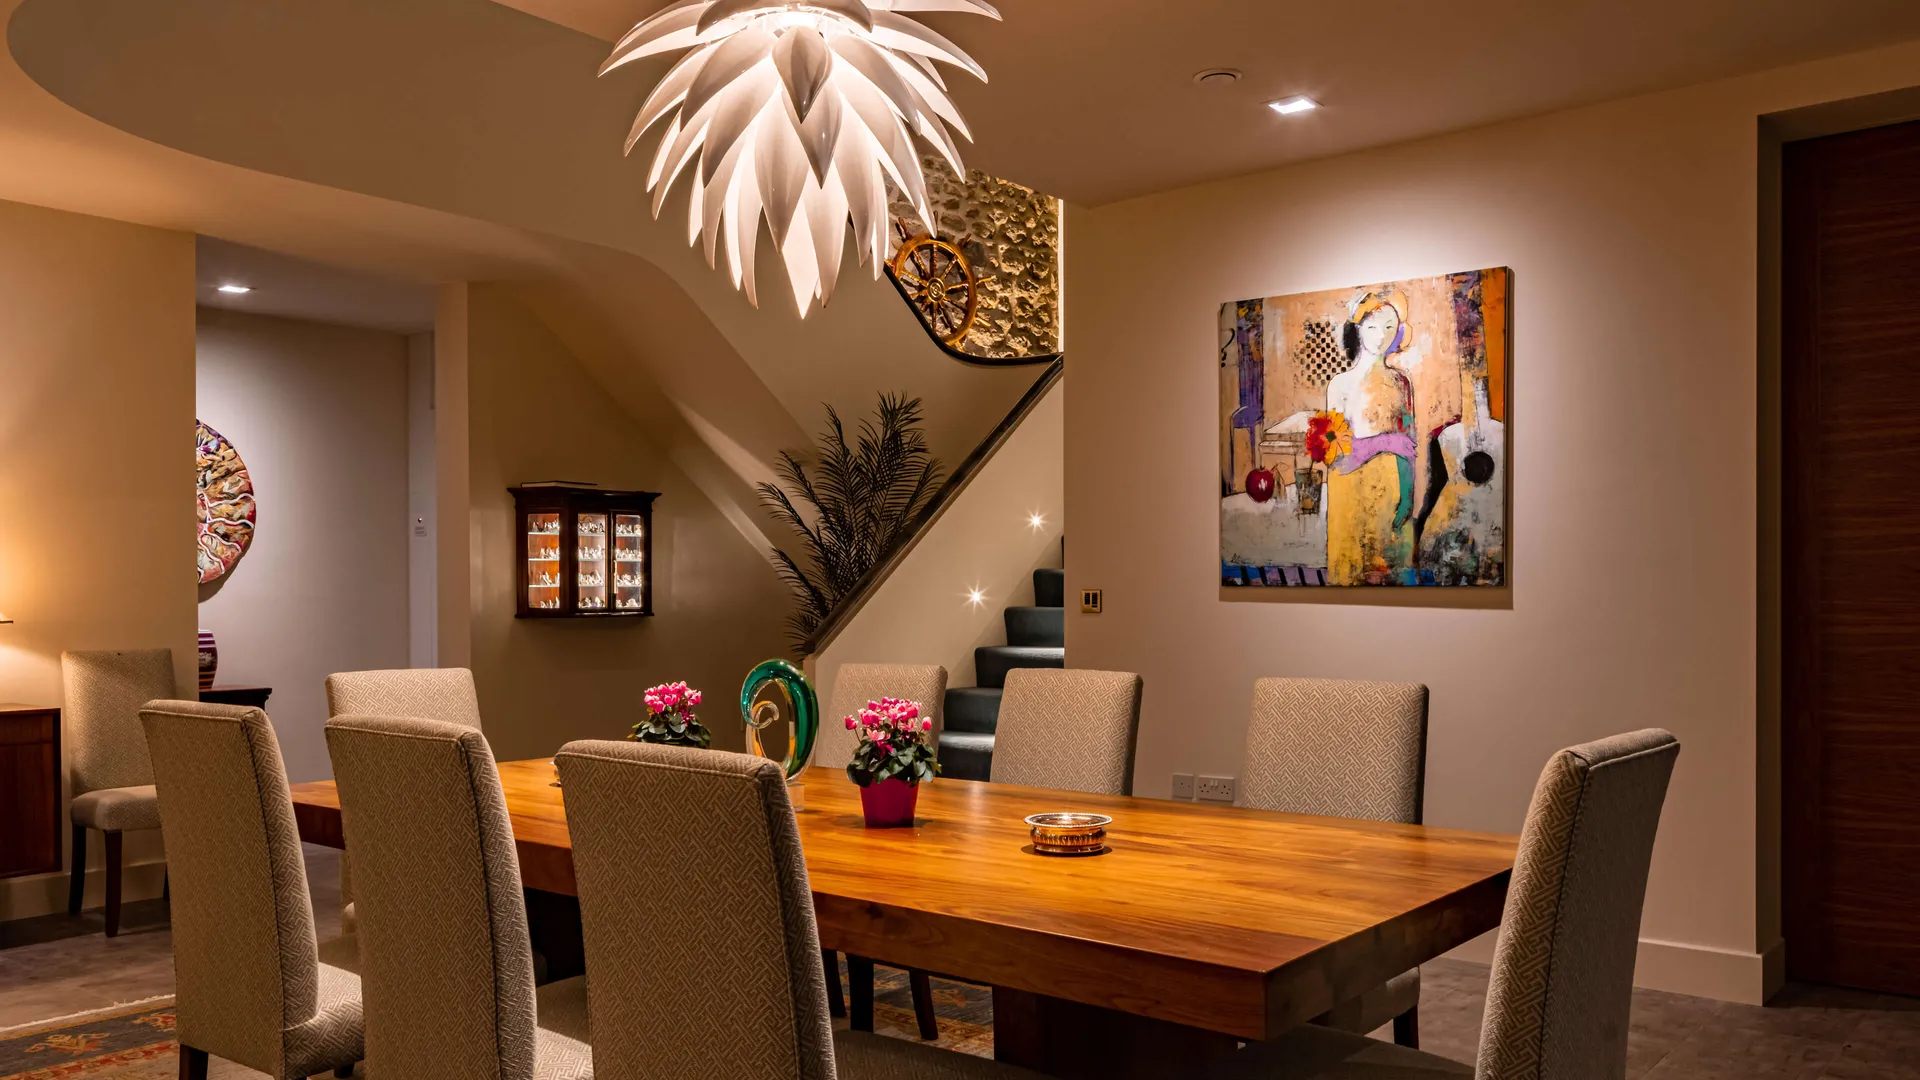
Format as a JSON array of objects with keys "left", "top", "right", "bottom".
[{"left": 510, "top": 486, "right": 659, "bottom": 618}]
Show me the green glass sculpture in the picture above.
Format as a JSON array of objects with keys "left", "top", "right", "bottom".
[{"left": 739, "top": 659, "right": 819, "bottom": 781}]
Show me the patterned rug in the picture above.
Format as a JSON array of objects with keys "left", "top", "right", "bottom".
[
  {"left": 863, "top": 962, "right": 996, "bottom": 1059},
  {"left": 0, "top": 998, "right": 178, "bottom": 1079},
  {"left": 0, "top": 969, "right": 995, "bottom": 1077}
]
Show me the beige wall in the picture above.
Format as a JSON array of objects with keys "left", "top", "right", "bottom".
[
  {"left": 812, "top": 379, "right": 1065, "bottom": 743},
  {"left": 0, "top": 198, "right": 195, "bottom": 918},
  {"left": 461, "top": 285, "right": 790, "bottom": 762},
  {"left": 195, "top": 307, "right": 411, "bottom": 782},
  {"left": 1067, "top": 40, "right": 1920, "bottom": 1005}
]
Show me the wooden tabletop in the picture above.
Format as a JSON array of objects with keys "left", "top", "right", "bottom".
[{"left": 291, "top": 762, "right": 1516, "bottom": 1041}]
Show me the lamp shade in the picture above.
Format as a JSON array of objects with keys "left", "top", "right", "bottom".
[{"left": 602, "top": 0, "right": 1001, "bottom": 317}]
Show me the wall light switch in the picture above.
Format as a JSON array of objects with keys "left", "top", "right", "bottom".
[
  {"left": 1081, "top": 588, "right": 1104, "bottom": 614},
  {"left": 1197, "top": 775, "right": 1236, "bottom": 803},
  {"left": 1170, "top": 773, "right": 1195, "bottom": 800}
]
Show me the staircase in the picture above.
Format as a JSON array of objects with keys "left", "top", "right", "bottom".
[{"left": 939, "top": 567, "right": 1065, "bottom": 781}]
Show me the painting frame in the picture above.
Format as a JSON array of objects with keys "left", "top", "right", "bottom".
[{"left": 1219, "top": 267, "right": 1512, "bottom": 590}]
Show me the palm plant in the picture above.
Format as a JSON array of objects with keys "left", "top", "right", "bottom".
[{"left": 759, "top": 393, "right": 945, "bottom": 650}]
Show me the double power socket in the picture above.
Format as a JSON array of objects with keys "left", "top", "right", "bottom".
[{"left": 1169, "top": 773, "right": 1236, "bottom": 803}]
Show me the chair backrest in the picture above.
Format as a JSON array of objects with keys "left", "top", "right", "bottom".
[
  {"left": 64, "top": 648, "right": 175, "bottom": 795},
  {"left": 1241, "top": 678, "right": 1429, "bottom": 824},
  {"left": 325, "top": 715, "right": 536, "bottom": 1080},
  {"left": 140, "top": 699, "right": 320, "bottom": 1076},
  {"left": 1475, "top": 729, "right": 1680, "bottom": 1080},
  {"left": 990, "top": 668, "right": 1143, "bottom": 795},
  {"left": 815, "top": 663, "right": 947, "bottom": 770},
  {"left": 556, "top": 740, "right": 833, "bottom": 1080},
  {"left": 325, "top": 667, "right": 482, "bottom": 728}
]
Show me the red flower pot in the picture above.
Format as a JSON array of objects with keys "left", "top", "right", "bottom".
[{"left": 859, "top": 777, "right": 920, "bottom": 828}]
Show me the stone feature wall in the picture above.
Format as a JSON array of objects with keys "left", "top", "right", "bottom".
[{"left": 891, "top": 155, "right": 1061, "bottom": 359}]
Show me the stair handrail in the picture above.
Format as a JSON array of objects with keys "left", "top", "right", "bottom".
[
  {"left": 801, "top": 357, "right": 1065, "bottom": 658},
  {"left": 884, "top": 262, "right": 1063, "bottom": 368}
]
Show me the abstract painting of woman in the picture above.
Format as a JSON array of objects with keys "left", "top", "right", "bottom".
[{"left": 1322, "top": 289, "right": 1417, "bottom": 584}]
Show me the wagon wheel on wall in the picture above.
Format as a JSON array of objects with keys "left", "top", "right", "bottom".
[{"left": 891, "top": 231, "right": 978, "bottom": 347}]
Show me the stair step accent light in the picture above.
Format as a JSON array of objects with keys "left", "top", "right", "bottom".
[
  {"left": 601, "top": 0, "right": 1002, "bottom": 317},
  {"left": 939, "top": 566, "right": 1064, "bottom": 781}
]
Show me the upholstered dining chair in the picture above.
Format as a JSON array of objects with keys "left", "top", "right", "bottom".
[
  {"left": 1209, "top": 728, "right": 1682, "bottom": 1080},
  {"left": 816, "top": 662, "right": 948, "bottom": 1030},
  {"left": 554, "top": 739, "right": 1046, "bottom": 1080},
  {"left": 990, "top": 668, "right": 1144, "bottom": 795},
  {"left": 62, "top": 648, "right": 177, "bottom": 937},
  {"left": 324, "top": 666, "right": 483, "bottom": 727},
  {"left": 1242, "top": 677, "right": 1429, "bottom": 1047},
  {"left": 323, "top": 666, "right": 483, "bottom": 936},
  {"left": 139, "top": 700, "right": 363, "bottom": 1080},
  {"left": 325, "top": 714, "right": 592, "bottom": 1080}
]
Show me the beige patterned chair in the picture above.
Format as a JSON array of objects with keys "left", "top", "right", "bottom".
[
  {"left": 139, "top": 700, "right": 363, "bottom": 1080},
  {"left": 324, "top": 667, "right": 483, "bottom": 728},
  {"left": 1210, "top": 728, "right": 1681, "bottom": 1080},
  {"left": 815, "top": 662, "right": 947, "bottom": 1031},
  {"left": 990, "top": 668, "right": 1143, "bottom": 795},
  {"left": 1242, "top": 677, "right": 1429, "bottom": 1046},
  {"left": 325, "top": 714, "right": 591, "bottom": 1079},
  {"left": 62, "top": 648, "right": 177, "bottom": 937},
  {"left": 554, "top": 739, "right": 1045, "bottom": 1080},
  {"left": 324, "top": 666, "right": 483, "bottom": 935}
]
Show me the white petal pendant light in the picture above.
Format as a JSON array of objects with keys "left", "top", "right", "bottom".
[{"left": 603, "top": 0, "right": 1001, "bottom": 316}]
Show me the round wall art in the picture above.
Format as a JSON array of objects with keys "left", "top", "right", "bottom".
[{"left": 196, "top": 419, "right": 255, "bottom": 584}]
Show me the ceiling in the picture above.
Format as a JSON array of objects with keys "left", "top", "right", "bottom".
[
  {"left": 195, "top": 237, "right": 438, "bottom": 334},
  {"left": 493, "top": 0, "right": 1920, "bottom": 205}
]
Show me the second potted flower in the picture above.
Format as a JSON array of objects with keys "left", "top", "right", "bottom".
[
  {"left": 629, "top": 681, "right": 711, "bottom": 749},
  {"left": 844, "top": 697, "right": 938, "bottom": 828}
]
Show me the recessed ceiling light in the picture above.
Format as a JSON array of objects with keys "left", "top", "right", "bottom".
[
  {"left": 1268, "top": 96, "right": 1320, "bottom": 116},
  {"left": 217, "top": 284, "right": 252, "bottom": 294},
  {"left": 1192, "top": 68, "right": 1243, "bottom": 88}
]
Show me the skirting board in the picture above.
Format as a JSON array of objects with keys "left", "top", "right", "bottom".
[
  {"left": 1447, "top": 931, "right": 1777, "bottom": 1005},
  {"left": 0, "top": 860, "right": 167, "bottom": 922}
]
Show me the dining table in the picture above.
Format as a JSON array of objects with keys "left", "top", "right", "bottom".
[{"left": 290, "top": 762, "right": 1517, "bottom": 1079}]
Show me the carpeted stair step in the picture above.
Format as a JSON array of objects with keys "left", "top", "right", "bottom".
[
  {"left": 938, "top": 730, "right": 996, "bottom": 782},
  {"left": 1004, "top": 605, "right": 1064, "bottom": 648},
  {"left": 974, "top": 645, "right": 1065, "bottom": 690},
  {"left": 944, "top": 686, "right": 1003, "bottom": 734},
  {"left": 1033, "top": 567, "right": 1065, "bottom": 608}
]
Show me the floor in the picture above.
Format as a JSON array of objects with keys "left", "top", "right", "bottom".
[{"left": 4, "top": 847, "right": 1918, "bottom": 1079}]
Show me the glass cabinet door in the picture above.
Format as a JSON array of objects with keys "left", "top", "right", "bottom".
[
  {"left": 614, "top": 513, "right": 646, "bottom": 612},
  {"left": 526, "top": 513, "right": 562, "bottom": 611},
  {"left": 575, "top": 513, "right": 609, "bottom": 612}
]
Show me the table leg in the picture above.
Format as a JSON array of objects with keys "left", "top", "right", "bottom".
[
  {"left": 992, "top": 986, "right": 1240, "bottom": 1080},
  {"left": 524, "top": 888, "right": 586, "bottom": 983}
]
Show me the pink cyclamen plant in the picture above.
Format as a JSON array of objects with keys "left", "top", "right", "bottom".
[
  {"left": 844, "top": 696, "right": 939, "bottom": 788},
  {"left": 630, "top": 681, "right": 711, "bottom": 749}
]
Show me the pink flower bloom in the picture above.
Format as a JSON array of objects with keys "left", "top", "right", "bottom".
[
  {"left": 844, "top": 716, "right": 856, "bottom": 729},
  {"left": 922, "top": 719, "right": 933, "bottom": 731}
]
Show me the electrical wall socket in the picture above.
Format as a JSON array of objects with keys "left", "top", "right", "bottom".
[
  {"left": 1197, "top": 775, "right": 1236, "bottom": 803},
  {"left": 1170, "top": 773, "right": 1195, "bottom": 800}
]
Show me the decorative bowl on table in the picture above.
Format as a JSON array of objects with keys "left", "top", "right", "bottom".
[{"left": 1025, "top": 812, "right": 1112, "bottom": 857}]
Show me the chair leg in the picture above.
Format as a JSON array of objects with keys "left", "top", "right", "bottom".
[
  {"left": 910, "top": 969, "right": 939, "bottom": 1040},
  {"left": 848, "top": 955, "right": 875, "bottom": 1032},
  {"left": 68, "top": 825, "right": 86, "bottom": 915},
  {"left": 1393, "top": 1004, "right": 1419, "bottom": 1049},
  {"left": 823, "top": 949, "right": 846, "bottom": 1019},
  {"left": 104, "top": 831, "right": 123, "bottom": 938},
  {"left": 177, "top": 1044, "right": 208, "bottom": 1080}
]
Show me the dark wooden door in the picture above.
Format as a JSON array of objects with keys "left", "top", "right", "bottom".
[{"left": 1783, "top": 119, "right": 1920, "bottom": 996}]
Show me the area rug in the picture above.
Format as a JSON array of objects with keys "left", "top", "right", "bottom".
[
  {"left": 0, "top": 997, "right": 177, "bottom": 1079},
  {"left": 0, "top": 970, "right": 996, "bottom": 1076},
  {"left": 863, "top": 963, "right": 996, "bottom": 1059}
]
